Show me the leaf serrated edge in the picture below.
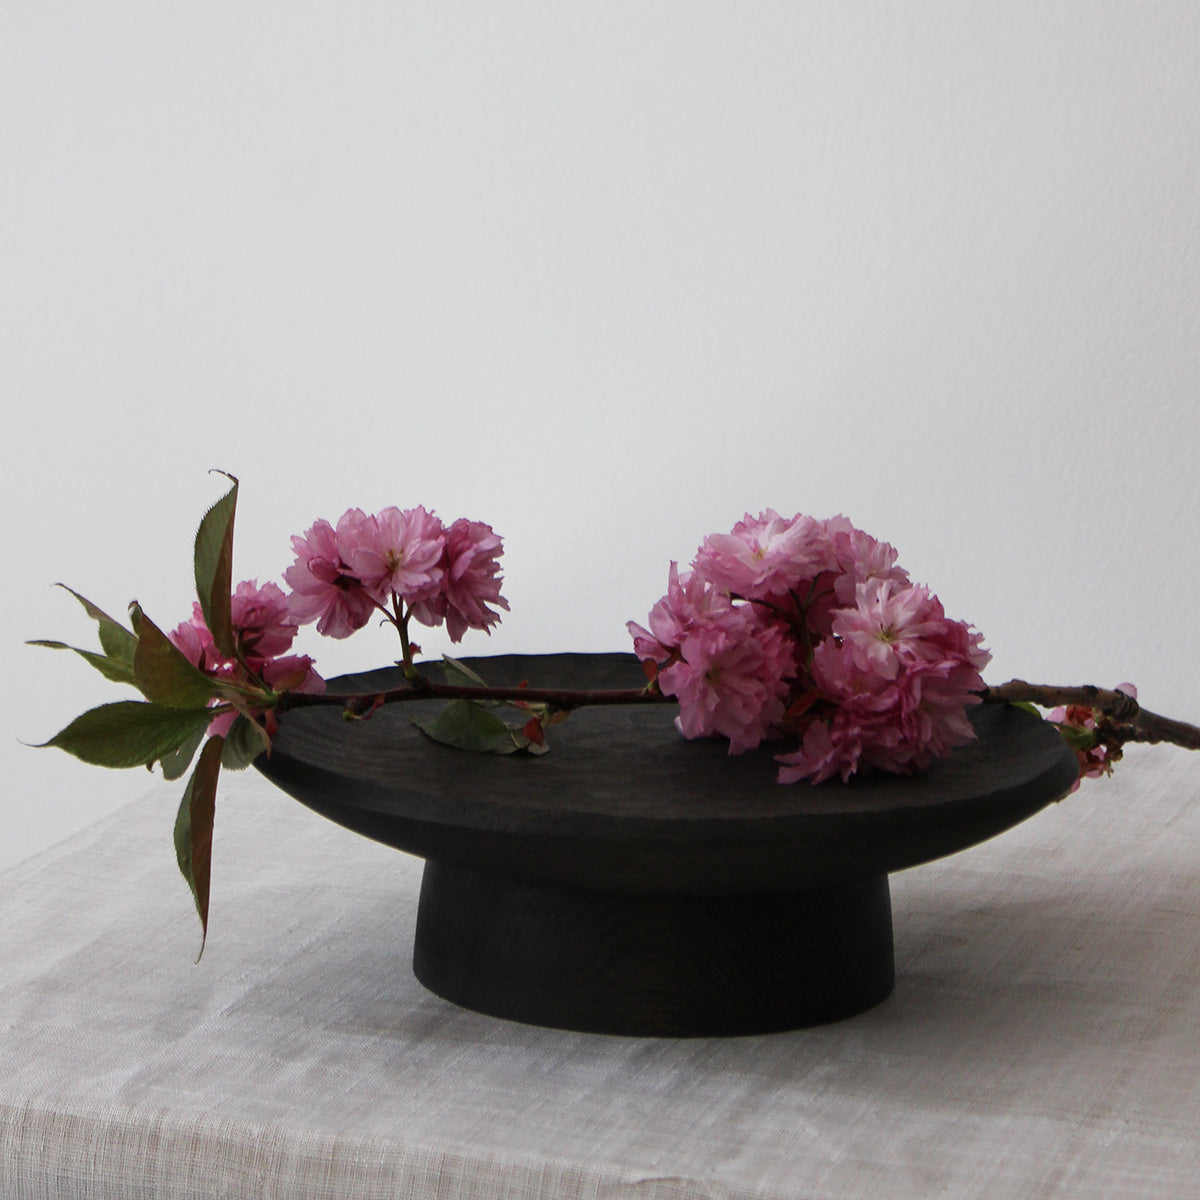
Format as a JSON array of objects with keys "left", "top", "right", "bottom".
[
  {"left": 35, "top": 701, "right": 216, "bottom": 769},
  {"left": 55, "top": 584, "right": 138, "bottom": 664},
  {"left": 193, "top": 473, "right": 238, "bottom": 659},
  {"left": 27, "top": 639, "right": 138, "bottom": 686}
]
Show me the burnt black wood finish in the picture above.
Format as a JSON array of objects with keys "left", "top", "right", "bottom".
[
  {"left": 257, "top": 653, "right": 1079, "bottom": 1034},
  {"left": 413, "top": 863, "right": 894, "bottom": 1035}
]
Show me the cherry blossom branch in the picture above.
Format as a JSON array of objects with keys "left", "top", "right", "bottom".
[
  {"left": 277, "top": 674, "right": 1200, "bottom": 754},
  {"left": 982, "top": 679, "right": 1200, "bottom": 750},
  {"left": 276, "top": 677, "right": 669, "bottom": 715}
]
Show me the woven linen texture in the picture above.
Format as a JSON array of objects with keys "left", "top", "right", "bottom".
[{"left": 2, "top": 747, "right": 1198, "bottom": 1199}]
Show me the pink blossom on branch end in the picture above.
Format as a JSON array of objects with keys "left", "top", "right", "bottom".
[
  {"left": 1048, "top": 683, "right": 1138, "bottom": 792},
  {"left": 284, "top": 512, "right": 377, "bottom": 639},
  {"left": 284, "top": 506, "right": 509, "bottom": 647},
  {"left": 630, "top": 512, "right": 991, "bottom": 784},
  {"left": 344, "top": 505, "right": 446, "bottom": 608},
  {"left": 412, "top": 518, "right": 509, "bottom": 643}
]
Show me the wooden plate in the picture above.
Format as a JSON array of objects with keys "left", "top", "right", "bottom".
[{"left": 258, "top": 652, "right": 1079, "bottom": 895}]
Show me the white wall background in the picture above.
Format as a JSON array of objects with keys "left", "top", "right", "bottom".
[{"left": 4, "top": 2, "right": 1198, "bottom": 871}]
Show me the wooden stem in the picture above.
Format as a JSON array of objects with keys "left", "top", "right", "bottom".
[
  {"left": 982, "top": 680, "right": 1200, "bottom": 751},
  {"left": 277, "top": 678, "right": 669, "bottom": 715}
]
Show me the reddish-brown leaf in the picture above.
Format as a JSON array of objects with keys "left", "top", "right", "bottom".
[{"left": 173, "top": 735, "right": 224, "bottom": 956}]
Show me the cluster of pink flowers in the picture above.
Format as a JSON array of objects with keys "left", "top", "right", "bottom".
[
  {"left": 629, "top": 511, "right": 991, "bottom": 783},
  {"left": 284, "top": 506, "right": 508, "bottom": 642},
  {"left": 1048, "top": 684, "right": 1136, "bottom": 792},
  {"left": 169, "top": 580, "right": 325, "bottom": 735}
]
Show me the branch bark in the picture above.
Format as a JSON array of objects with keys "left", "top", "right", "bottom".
[
  {"left": 277, "top": 677, "right": 670, "bottom": 715},
  {"left": 982, "top": 679, "right": 1200, "bottom": 751}
]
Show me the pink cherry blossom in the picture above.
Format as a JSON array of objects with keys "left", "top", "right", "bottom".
[
  {"left": 168, "top": 605, "right": 224, "bottom": 675},
  {"left": 626, "top": 561, "right": 730, "bottom": 665},
  {"left": 693, "top": 510, "right": 832, "bottom": 602},
  {"left": 817, "top": 515, "right": 911, "bottom": 610},
  {"left": 777, "top": 707, "right": 900, "bottom": 785},
  {"left": 169, "top": 588, "right": 324, "bottom": 738},
  {"left": 831, "top": 580, "right": 985, "bottom": 681},
  {"left": 283, "top": 511, "right": 377, "bottom": 639},
  {"left": 230, "top": 580, "right": 298, "bottom": 661},
  {"left": 657, "top": 607, "right": 793, "bottom": 754},
  {"left": 775, "top": 615, "right": 988, "bottom": 783},
  {"left": 258, "top": 652, "right": 324, "bottom": 695},
  {"left": 879, "top": 662, "right": 982, "bottom": 768},
  {"left": 345, "top": 505, "right": 446, "bottom": 606},
  {"left": 641, "top": 511, "right": 992, "bottom": 782},
  {"left": 411, "top": 518, "right": 509, "bottom": 642}
]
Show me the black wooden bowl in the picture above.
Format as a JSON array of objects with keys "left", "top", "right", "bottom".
[{"left": 257, "top": 653, "right": 1079, "bottom": 1036}]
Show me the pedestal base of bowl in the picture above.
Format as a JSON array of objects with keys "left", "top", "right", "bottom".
[{"left": 413, "top": 861, "right": 895, "bottom": 1036}]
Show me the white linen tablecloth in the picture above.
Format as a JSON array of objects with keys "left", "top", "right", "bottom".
[{"left": 1, "top": 744, "right": 1198, "bottom": 1199}]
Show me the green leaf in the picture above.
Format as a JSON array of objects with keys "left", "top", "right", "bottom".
[
  {"left": 193, "top": 473, "right": 238, "bottom": 659},
  {"left": 27, "top": 640, "right": 138, "bottom": 686},
  {"left": 129, "top": 602, "right": 220, "bottom": 707},
  {"left": 1007, "top": 700, "right": 1044, "bottom": 718},
  {"left": 37, "top": 701, "right": 215, "bottom": 769},
  {"left": 56, "top": 585, "right": 138, "bottom": 667},
  {"left": 174, "top": 735, "right": 223, "bottom": 955},
  {"left": 440, "top": 655, "right": 491, "bottom": 689},
  {"left": 414, "top": 699, "right": 523, "bottom": 754},
  {"left": 439, "top": 656, "right": 517, "bottom": 709},
  {"left": 160, "top": 724, "right": 207, "bottom": 781},
  {"left": 220, "top": 714, "right": 269, "bottom": 771}
]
